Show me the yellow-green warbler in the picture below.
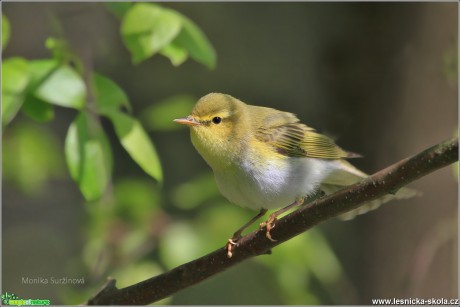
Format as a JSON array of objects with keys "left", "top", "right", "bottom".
[{"left": 175, "top": 93, "right": 417, "bottom": 257}]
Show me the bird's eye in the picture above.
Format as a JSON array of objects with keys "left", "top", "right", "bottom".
[{"left": 212, "top": 117, "right": 222, "bottom": 124}]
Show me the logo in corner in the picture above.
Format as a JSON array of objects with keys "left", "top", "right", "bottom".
[
  {"left": 2, "top": 292, "right": 18, "bottom": 305},
  {"left": 1, "top": 292, "right": 50, "bottom": 306}
]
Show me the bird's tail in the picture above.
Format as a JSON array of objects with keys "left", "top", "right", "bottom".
[{"left": 320, "top": 160, "right": 420, "bottom": 220}]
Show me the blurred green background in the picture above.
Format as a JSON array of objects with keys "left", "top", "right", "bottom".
[{"left": 2, "top": 2, "right": 458, "bottom": 305}]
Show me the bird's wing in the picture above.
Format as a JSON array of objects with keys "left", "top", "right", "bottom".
[{"left": 255, "top": 116, "right": 354, "bottom": 159}]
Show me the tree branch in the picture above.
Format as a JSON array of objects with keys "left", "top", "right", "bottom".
[{"left": 87, "top": 137, "right": 458, "bottom": 305}]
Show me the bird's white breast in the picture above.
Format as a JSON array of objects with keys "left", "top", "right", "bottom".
[{"left": 213, "top": 154, "right": 338, "bottom": 211}]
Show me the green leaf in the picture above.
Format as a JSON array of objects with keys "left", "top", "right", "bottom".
[
  {"left": 35, "top": 65, "right": 86, "bottom": 109},
  {"left": 28, "top": 59, "right": 60, "bottom": 88},
  {"left": 106, "top": 2, "right": 133, "bottom": 19},
  {"left": 93, "top": 73, "right": 132, "bottom": 115},
  {"left": 18, "top": 59, "right": 59, "bottom": 123},
  {"left": 2, "top": 14, "right": 10, "bottom": 50},
  {"left": 22, "top": 95, "right": 55, "bottom": 122},
  {"left": 141, "top": 94, "right": 196, "bottom": 131},
  {"left": 121, "top": 3, "right": 183, "bottom": 64},
  {"left": 2, "top": 58, "right": 30, "bottom": 126},
  {"left": 109, "top": 111, "right": 163, "bottom": 182},
  {"left": 159, "top": 41, "right": 188, "bottom": 66},
  {"left": 2, "top": 57, "right": 30, "bottom": 95},
  {"left": 173, "top": 16, "right": 216, "bottom": 69},
  {"left": 2, "top": 95, "right": 23, "bottom": 127},
  {"left": 65, "top": 112, "right": 113, "bottom": 201}
]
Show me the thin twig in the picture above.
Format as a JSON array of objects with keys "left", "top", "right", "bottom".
[{"left": 87, "top": 137, "right": 458, "bottom": 305}]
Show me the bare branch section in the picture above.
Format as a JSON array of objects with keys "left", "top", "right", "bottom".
[{"left": 87, "top": 137, "right": 458, "bottom": 305}]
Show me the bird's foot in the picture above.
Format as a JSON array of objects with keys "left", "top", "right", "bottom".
[
  {"left": 225, "top": 235, "right": 242, "bottom": 258},
  {"left": 225, "top": 208, "right": 268, "bottom": 258},
  {"left": 259, "top": 214, "right": 278, "bottom": 242}
]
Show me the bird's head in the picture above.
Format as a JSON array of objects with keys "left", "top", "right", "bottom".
[{"left": 174, "top": 93, "right": 248, "bottom": 169}]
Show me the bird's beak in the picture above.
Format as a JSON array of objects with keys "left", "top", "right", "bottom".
[{"left": 173, "top": 116, "right": 201, "bottom": 127}]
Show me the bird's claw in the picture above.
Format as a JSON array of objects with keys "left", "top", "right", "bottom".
[
  {"left": 225, "top": 237, "right": 240, "bottom": 258},
  {"left": 259, "top": 216, "right": 278, "bottom": 242}
]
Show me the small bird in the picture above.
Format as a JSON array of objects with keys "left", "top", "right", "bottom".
[{"left": 174, "top": 93, "right": 417, "bottom": 258}]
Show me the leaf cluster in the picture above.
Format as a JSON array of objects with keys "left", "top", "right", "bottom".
[{"left": 2, "top": 3, "right": 216, "bottom": 201}]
